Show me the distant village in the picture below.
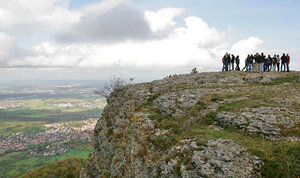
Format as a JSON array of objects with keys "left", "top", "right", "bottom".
[
  {"left": 0, "top": 119, "right": 97, "bottom": 157},
  {"left": 0, "top": 101, "right": 28, "bottom": 109},
  {"left": 55, "top": 101, "right": 106, "bottom": 109}
]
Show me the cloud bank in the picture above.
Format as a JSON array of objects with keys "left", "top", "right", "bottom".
[
  {"left": 57, "top": 0, "right": 154, "bottom": 43},
  {"left": 0, "top": 0, "right": 266, "bottom": 70}
]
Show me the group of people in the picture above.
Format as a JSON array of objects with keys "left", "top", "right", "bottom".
[{"left": 222, "top": 52, "right": 291, "bottom": 73}]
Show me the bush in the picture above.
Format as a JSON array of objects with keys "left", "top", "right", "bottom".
[
  {"left": 22, "top": 158, "right": 86, "bottom": 178},
  {"left": 94, "top": 75, "right": 134, "bottom": 98}
]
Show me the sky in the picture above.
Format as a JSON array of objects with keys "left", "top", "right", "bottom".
[{"left": 0, "top": 0, "right": 299, "bottom": 81}]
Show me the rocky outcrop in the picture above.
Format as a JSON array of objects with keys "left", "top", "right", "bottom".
[
  {"left": 153, "top": 89, "right": 216, "bottom": 117},
  {"left": 215, "top": 107, "right": 300, "bottom": 140},
  {"left": 81, "top": 71, "right": 300, "bottom": 178},
  {"left": 191, "top": 139, "right": 262, "bottom": 178},
  {"left": 245, "top": 72, "right": 284, "bottom": 84}
]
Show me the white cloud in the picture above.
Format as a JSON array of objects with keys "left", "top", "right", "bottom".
[
  {"left": 5, "top": 15, "right": 262, "bottom": 70},
  {"left": 57, "top": 0, "right": 153, "bottom": 43},
  {"left": 0, "top": 32, "right": 19, "bottom": 63},
  {"left": 0, "top": 0, "right": 266, "bottom": 71},
  {"left": 0, "top": 0, "right": 80, "bottom": 34},
  {"left": 145, "top": 8, "right": 185, "bottom": 35},
  {"left": 230, "top": 37, "right": 264, "bottom": 60}
]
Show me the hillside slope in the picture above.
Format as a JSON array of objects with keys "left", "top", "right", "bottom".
[{"left": 81, "top": 71, "right": 300, "bottom": 178}]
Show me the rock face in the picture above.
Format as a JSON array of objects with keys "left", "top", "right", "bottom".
[
  {"left": 153, "top": 89, "right": 216, "bottom": 117},
  {"left": 191, "top": 139, "right": 262, "bottom": 178},
  {"left": 216, "top": 107, "right": 300, "bottom": 140},
  {"left": 81, "top": 71, "right": 300, "bottom": 178}
]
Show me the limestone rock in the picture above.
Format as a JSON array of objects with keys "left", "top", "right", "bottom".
[
  {"left": 215, "top": 107, "right": 300, "bottom": 140},
  {"left": 191, "top": 139, "right": 262, "bottom": 178},
  {"left": 245, "top": 73, "right": 263, "bottom": 84},
  {"left": 153, "top": 89, "right": 215, "bottom": 117}
]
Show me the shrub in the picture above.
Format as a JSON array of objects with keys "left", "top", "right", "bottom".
[
  {"left": 94, "top": 75, "right": 134, "bottom": 98},
  {"left": 22, "top": 158, "right": 86, "bottom": 178}
]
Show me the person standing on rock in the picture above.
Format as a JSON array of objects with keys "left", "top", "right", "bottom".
[
  {"left": 254, "top": 53, "right": 259, "bottom": 73},
  {"left": 272, "top": 55, "right": 277, "bottom": 71},
  {"left": 281, "top": 53, "right": 287, "bottom": 71},
  {"left": 222, "top": 53, "right": 229, "bottom": 71},
  {"left": 227, "top": 54, "right": 231, "bottom": 71},
  {"left": 266, "top": 55, "right": 272, "bottom": 72},
  {"left": 222, "top": 54, "right": 226, "bottom": 71},
  {"left": 231, "top": 54, "right": 235, "bottom": 71},
  {"left": 276, "top": 55, "right": 280, "bottom": 71},
  {"left": 246, "top": 55, "right": 252, "bottom": 73},
  {"left": 251, "top": 55, "right": 254, "bottom": 72},
  {"left": 224, "top": 53, "right": 230, "bottom": 71},
  {"left": 287, "top": 54, "right": 290, "bottom": 72},
  {"left": 242, "top": 56, "right": 248, "bottom": 71},
  {"left": 235, "top": 55, "right": 240, "bottom": 71},
  {"left": 259, "top": 53, "right": 265, "bottom": 73}
]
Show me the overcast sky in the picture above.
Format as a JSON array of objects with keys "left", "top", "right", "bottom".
[{"left": 0, "top": 0, "right": 299, "bottom": 81}]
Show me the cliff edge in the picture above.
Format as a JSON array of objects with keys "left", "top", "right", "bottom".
[{"left": 81, "top": 71, "right": 300, "bottom": 178}]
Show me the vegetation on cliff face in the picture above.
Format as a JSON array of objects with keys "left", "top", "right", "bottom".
[
  {"left": 82, "top": 71, "right": 300, "bottom": 177},
  {"left": 22, "top": 158, "right": 86, "bottom": 178}
]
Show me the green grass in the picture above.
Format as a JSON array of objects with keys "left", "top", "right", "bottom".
[
  {"left": 16, "top": 149, "right": 91, "bottom": 166},
  {"left": 262, "top": 143, "right": 300, "bottom": 178},
  {"left": 263, "top": 76, "right": 299, "bottom": 86},
  {"left": 0, "top": 146, "right": 93, "bottom": 178}
]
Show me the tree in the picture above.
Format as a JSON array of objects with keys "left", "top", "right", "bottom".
[
  {"left": 94, "top": 75, "right": 134, "bottom": 98},
  {"left": 191, "top": 67, "right": 198, "bottom": 74}
]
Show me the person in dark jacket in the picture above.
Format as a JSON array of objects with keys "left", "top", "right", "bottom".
[
  {"left": 231, "top": 54, "right": 235, "bottom": 71},
  {"left": 253, "top": 53, "right": 259, "bottom": 72},
  {"left": 227, "top": 54, "right": 230, "bottom": 71},
  {"left": 222, "top": 54, "right": 226, "bottom": 71},
  {"left": 259, "top": 53, "right": 265, "bottom": 73},
  {"left": 223, "top": 53, "right": 230, "bottom": 71},
  {"left": 286, "top": 54, "right": 290, "bottom": 72},
  {"left": 235, "top": 55, "right": 240, "bottom": 70},
  {"left": 281, "top": 53, "right": 287, "bottom": 71},
  {"left": 246, "top": 55, "right": 252, "bottom": 72}
]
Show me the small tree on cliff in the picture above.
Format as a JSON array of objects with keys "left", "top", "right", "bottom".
[
  {"left": 94, "top": 75, "right": 134, "bottom": 98},
  {"left": 191, "top": 67, "right": 198, "bottom": 74}
]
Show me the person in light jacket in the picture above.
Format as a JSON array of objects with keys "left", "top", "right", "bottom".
[
  {"left": 272, "top": 54, "right": 277, "bottom": 71},
  {"left": 259, "top": 53, "right": 265, "bottom": 73},
  {"left": 276, "top": 55, "right": 280, "bottom": 71}
]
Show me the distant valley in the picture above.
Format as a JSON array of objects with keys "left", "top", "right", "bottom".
[{"left": 0, "top": 80, "right": 106, "bottom": 177}]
